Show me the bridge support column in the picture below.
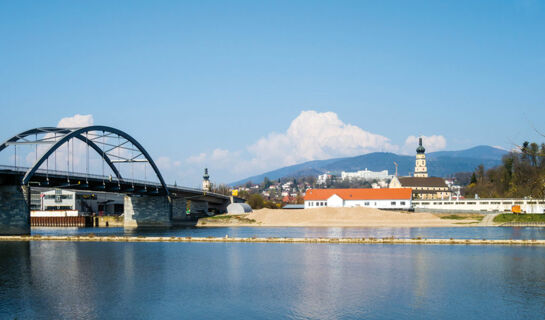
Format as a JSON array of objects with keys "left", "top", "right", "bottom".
[
  {"left": 171, "top": 197, "right": 189, "bottom": 222},
  {"left": 123, "top": 195, "right": 172, "bottom": 228},
  {"left": 190, "top": 200, "right": 209, "bottom": 215},
  {"left": 0, "top": 185, "right": 31, "bottom": 235}
]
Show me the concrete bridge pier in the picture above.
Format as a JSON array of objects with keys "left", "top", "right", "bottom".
[
  {"left": 190, "top": 200, "right": 209, "bottom": 216},
  {"left": 0, "top": 185, "right": 31, "bottom": 235},
  {"left": 124, "top": 195, "right": 172, "bottom": 228}
]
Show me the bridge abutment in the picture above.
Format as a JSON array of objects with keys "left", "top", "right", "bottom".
[
  {"left": 0, "top": 185, "right": 31, "bottom": 235},
  {"left": 124, "top": 195, "right": 172, "bottom": 228}
]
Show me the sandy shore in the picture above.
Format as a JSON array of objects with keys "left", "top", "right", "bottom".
[{"left": 197, "top": 207, "right": 482, "bottom": 228}]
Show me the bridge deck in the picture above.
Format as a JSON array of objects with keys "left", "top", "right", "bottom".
[{"left": 0, "top": 166, "right": 230, "bottom": 204}]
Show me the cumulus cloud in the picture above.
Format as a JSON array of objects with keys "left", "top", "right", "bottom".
[
  {"left": 25, "top": 114, "right": 96, "bottom": 167},
  {"left": 184, "top": 110, "right": 403, "bottom": 184},
  {"left": 247, "top": 111, "right": 397, "bottom": 167},
  {"left": 402, "top": 135, "right": 447, "bottom": 154},
  {"left": 57, "top": 114, "right": 94, "bottom": 128}
]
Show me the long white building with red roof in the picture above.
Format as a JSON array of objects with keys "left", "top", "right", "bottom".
[{"left": 304, "top": 188, "right": 412, "bottom": 210}]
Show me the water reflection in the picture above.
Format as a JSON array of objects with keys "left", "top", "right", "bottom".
[
  {"left": 1, "top": 242, "right": 545, "bottom": 319},
  {"left": 31, "top": 226, "right": 545, "bottom": 240},
  {"left": 0, "top": 241, "right": 32, "bottom": 318}
]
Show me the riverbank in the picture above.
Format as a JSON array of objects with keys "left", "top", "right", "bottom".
[
  {"left": 197, "top": 207, "right": 484, "bottom": 228},
  {"left": 494, "top": 214, "right": 545, "bottom": 223},
  {"left": 1, "top": 235, "right": 544, "bottom": 245}
]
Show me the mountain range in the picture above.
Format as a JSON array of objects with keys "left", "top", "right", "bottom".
[{"left": 230, "top": 145, "right": 508, "bottom": 186}]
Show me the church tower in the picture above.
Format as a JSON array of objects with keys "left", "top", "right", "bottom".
[
  {"left": 414, "top": 137, "right": 428, "bottom": 177},
  {"left": 202, "top": 168, "right": 211, "bottom": 191}
]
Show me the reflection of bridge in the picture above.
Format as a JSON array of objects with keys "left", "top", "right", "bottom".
[{"left": 0, "top": 126, "right": 232, "bottom": 235}]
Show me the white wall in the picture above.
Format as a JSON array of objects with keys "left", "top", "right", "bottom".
[
  {"left": 304, "top": 200, "right": 328, "bottom": 209},
  {"left": 304, "top": 198, "right": 411, "bottom": 210},
  {"left": 327, "top": 194, "right": 344, "bottom": 207},
  {"left": 345, "top": 199, "right": 411, "bottom": 210},
  {"left": 31, "top": 210, "right": 79, "bottom": 217},
  {"left": 413, "top": 199, "right": 545, "bottom": 213}
]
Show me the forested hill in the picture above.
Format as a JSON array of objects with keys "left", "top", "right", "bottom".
[{"left": 230, "top": 146, "right": 507, "bottom": 186}]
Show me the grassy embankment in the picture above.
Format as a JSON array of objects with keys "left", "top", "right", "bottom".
[
  {"left": 437, "top": 214, "right": 484, "bottom": 223},
  {"left": 199, "top": 214, "right": 257, "bottom": 225},
  {"left": 493, "top": 214, "right": 545, "bottom": 223}
]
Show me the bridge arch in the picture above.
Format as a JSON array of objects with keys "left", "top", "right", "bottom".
[{"left": 0, "top": 126, "right": 169, "bottom": 196}]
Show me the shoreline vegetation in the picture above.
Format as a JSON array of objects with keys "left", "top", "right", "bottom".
[
  {"left": 493, "top": 214, "right": 545, "bottom": 223},
  {"left": 197, "top": 207, "right": 485, "bottom": 228}
]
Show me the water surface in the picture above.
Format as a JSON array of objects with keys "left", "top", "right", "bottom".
[
  {"left": 32, "top": 225, "right": 545, "bottom": 240},
  {"left": 1, "top": 241, "right": 544, "bottom": 319}
]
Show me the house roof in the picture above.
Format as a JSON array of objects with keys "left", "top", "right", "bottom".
[
  {"left": 304, "top": 188, "right": 412, "bottom": 201},
  {"left": 397, "top": 177, "right": 447, "bottom": 188}
]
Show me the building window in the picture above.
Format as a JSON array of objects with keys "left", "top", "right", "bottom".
[
  {"left": 400, "top": 201, "right": 406, "bottom": 205},
  {"left": 391, "top": 201, "right": 396, "bottom": 205},
  {"left": 364, "top": 202, "right": 369, "bottom": 206}
]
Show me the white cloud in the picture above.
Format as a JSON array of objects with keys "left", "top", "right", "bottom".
[
  {"left": 402, "top": 135, "right": 447, "bottom": 154},
  {"left": 184, "top": 110, "right": 403, "bottom": 184},
  {"left": 57, "top": 114, "right": 94, "bottom": 128},
  {"left": 25, "top": 114, "right": 96, "bottom": 167},
  {"left": 156, "top": 156, "right": 182, "bottom": 171},
  {"left": 210, "top": 148, "right": 232, "bottom": 161},
  {"left": 247, "top": 111, "right": 397, "bottom": 168},
  {"left": 186, "top": 153, "right": 206, "bottom": 164}
]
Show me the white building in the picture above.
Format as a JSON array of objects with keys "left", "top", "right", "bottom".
[
  {"left": 341, "top": 169, "right": 392, "bottom": 181},
  {"left": 317, "top": 173, "right": 333, "bottom": 185},
  {"left": 304, "top": 188, "right": 412, "bottom": 210},
  {"left": 41, "top": 189, "right": 76, "bottom": 211},
  {"left": 33, "top": 189, "right": 124, "bottom": 216}
]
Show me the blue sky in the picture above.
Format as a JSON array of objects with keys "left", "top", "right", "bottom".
[{"left": 1, "top": 1, "right": 544, "bottom": 186}]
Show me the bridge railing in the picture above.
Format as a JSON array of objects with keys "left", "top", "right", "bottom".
[{"left": 0, "top": 165, "right": 209, "bottom": 194}]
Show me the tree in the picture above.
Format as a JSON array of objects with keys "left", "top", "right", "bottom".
[
  {"left": 247, "top": 194, "right": 265, "bottom": 209},
  {"left": 211, "top": 184, "right": 231, "bottom": 196},
  {"left": 262, "top": 177, "right": 272, "bottom": 189},
  {"left": 464, "top": 141, "right": 545, "bottom": 199}
]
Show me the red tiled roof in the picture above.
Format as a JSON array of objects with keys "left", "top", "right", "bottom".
[{"left": 304, "top": 188, "right": 412, "bottom": 201}]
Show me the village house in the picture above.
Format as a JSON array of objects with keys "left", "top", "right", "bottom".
[{"left": 304, "top": 188, "right": 412, "bottom": 210}]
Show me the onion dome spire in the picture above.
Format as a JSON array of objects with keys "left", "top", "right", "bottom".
[{"left": 416, "top": 137, "right": 426, "bottom": 154}]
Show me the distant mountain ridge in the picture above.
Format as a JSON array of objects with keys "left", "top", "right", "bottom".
[{"left": 230, "top": 145, "right": 507, "bottom": 186}]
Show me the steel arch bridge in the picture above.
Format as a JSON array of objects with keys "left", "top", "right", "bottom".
[{"left": 0, "top": 126, "right": 169, "bottom": 195}]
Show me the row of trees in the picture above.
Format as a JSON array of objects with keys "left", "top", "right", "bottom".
[{"left": 464, "top": 142, "right": 545, "bottom": 198}]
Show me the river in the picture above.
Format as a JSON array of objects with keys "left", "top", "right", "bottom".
[{"left": 1, "top": 226, "right": 545, "bottom": 319}]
